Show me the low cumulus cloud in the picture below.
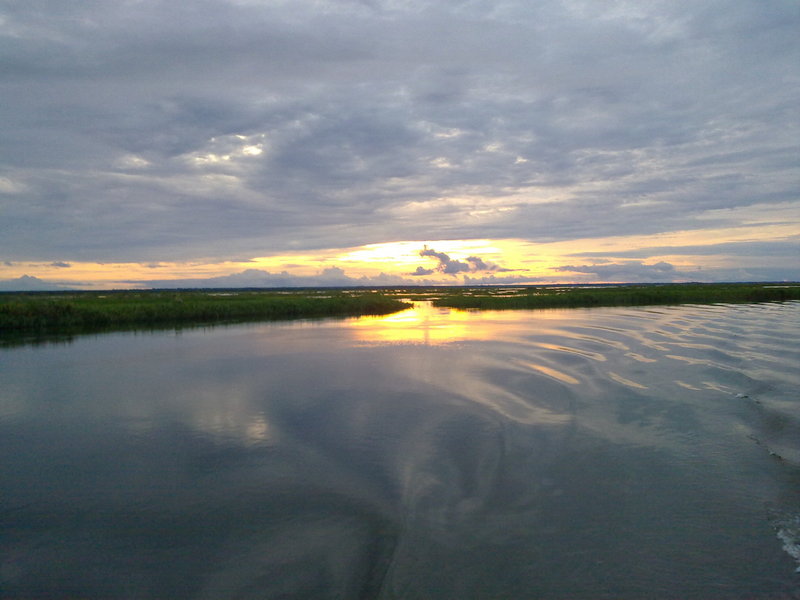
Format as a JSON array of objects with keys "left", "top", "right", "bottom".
[
  {"left": 568, "top": 238, "right": 800, "bottom": 259},
  {"left": 555, "top": 261, "right": 684, "bottom": 283},
  {"left": 0, "top": 275, "right": 74, "bottom": 291},
  {"left": 463, "top": 274, "right": 543, "bottom": 285},
  {"left": 141, "top": 267, "right": 424, "bottom": 289},
  {"left": 412, "top": 246, "right": 512, "bottom": 277}
]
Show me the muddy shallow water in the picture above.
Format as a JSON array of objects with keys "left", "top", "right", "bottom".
[{"left": 2, "top": 301, "right": 799, "bottom": 598}]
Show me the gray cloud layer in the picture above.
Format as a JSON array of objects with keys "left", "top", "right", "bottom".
[
  {"left": 569, "top": 238, "right": 800, "bottom": 259},
  {"left": 1, "top": 0, "right": 798, "bottom": 269}
]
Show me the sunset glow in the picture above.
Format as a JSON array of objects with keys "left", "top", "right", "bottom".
[{"left": 1, "top": 1, "right": 797, "bottom": 290}]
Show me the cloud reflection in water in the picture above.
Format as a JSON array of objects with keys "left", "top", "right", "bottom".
[{"left": 1, "top": 302, "right": 799, "bottom": 597}]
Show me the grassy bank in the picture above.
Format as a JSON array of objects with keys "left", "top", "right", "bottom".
[
  {"left": 430, "top": 283, "right": 800, "bottom": 310},
  {"left": 0, "top": 289, "right": 411, "bottom": 334},
  {"left": 2, "top": 283, "right": 798, "bottom": 336}
]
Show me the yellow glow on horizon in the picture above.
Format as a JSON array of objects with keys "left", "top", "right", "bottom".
[
  {"left": 2, "top": 220, "right": 797, "bottom": 288},
  {"left": 337, "top": 239, "right": 508, "bottom": 265}
]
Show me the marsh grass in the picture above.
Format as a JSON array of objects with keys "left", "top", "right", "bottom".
[
  {"left": 430, "top": 283, "right": 800, "bottom": 310},
  {"left": 2, "top": 283, "right": 798, "bottom": 336},
  {"left": 0, "top": 289, "right": 411, "bottom": 334}
]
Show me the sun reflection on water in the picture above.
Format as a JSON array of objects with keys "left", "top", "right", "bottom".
[
  {"left": 348, "top": 300, "right": 588, "bottom": 345},
  {"left": 348, "top": 301, "right": 499, "bottom": 345}
]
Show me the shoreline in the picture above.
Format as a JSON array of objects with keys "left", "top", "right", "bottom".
[{"left": 2, "top": 283, "right": 799, "bottom": 335}]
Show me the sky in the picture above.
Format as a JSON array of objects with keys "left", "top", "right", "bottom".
[{"left": 1, "top": 0, "right": 798, "bottom": 290}]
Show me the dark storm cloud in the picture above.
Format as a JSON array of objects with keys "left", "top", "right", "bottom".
[{"left": 1, "top": 0, "right": 798, "bottom": 264}]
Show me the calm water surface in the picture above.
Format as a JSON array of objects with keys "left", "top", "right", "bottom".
[{"left": 2, "top": 301, "right": 800, "bottom": 599}]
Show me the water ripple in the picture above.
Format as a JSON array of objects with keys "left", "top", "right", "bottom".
[{"left": 2, "top": 301, "right": 799, "bottom": 598}]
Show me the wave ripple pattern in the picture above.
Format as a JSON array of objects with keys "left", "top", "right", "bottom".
[{"left": 1, "top": 301, "right": 799, "bottom": 599}]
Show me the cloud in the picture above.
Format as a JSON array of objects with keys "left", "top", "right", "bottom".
[
  {"left": 49, "top": 261, "right": 71, "bottom": 268},
  {"left": 414, "top": 246, "right": 512, "bottom": 276},
  {"left": 0, "top": 0, "right": 797, "bottom": 280},
  {"left": 551, "top": 260, "right": 797, "bottom": 284},
  {"left": 462, "top": 274, "right": 544, "bottom": 285},
  {"left": 555, "top": 261, "right": 685, "bottom": 283},
  {"left": 418, "top": 247, "right": 471, "bottom": 275},
  {"left": 0, "top": 275, "right": 74, "bottom": 291},
  {"left": 465, "top": 256, "right": 492, "bottom": 271},
  {"left": 140, "top": 267, "right": 425, "bottom": 289},
  {"left": 568, "top": 238, "right": 800, "bottom": 259}
]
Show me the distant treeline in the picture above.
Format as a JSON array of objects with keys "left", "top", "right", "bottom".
[
  {"left": 0, "top": 290, "right": 411, "bottom": 334},
  {"left": 430, "top": 283, "right": 800, "bottom": 310}
]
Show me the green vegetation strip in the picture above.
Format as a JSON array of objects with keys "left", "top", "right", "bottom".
[
  {"left": 431, "top": 283, "right": 800, "bottom": 310},
  {"left": 0, "top": 290, "right": 411, "bottom": 333},
  {"left": 3, "top": 283, "right": 798, "bottom": 336}
]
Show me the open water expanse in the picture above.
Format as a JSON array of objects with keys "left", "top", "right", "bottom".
[{"left": 2, "top": 301, "right": 800, "bottom": 599}]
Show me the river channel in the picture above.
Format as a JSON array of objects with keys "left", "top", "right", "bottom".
[{"left": 2, "top": 301, "right": 799, "bottom": 598}]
